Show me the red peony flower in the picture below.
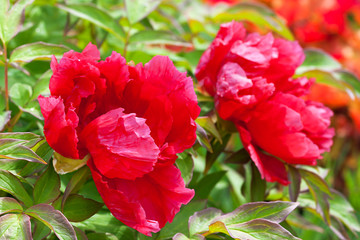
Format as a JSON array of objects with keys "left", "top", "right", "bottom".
[
  {"left": 39, "top": 43, "right": 200, "bottom": 236},
  {"left": 195, "top": 21, "right": 334, "bottom": 185}
]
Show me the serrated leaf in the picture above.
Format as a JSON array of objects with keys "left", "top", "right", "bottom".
[
  {"left": 0, "top": 170, "right": 33, "bottom": 207},
  {"left": 207, "top": 219, "right": 300, "bottom": 240},
  {"left": 129, "top": 30, "right": 191, "bottom": 47},
  {"left": 25, "top": 204, "right": 76, "bottom": 240},
  {"left": 125, "top": 0, "right": 162, "bottom": 24},
  {"left": 57, "top": 3, "right": 124, "bottom": 39},
  {"left": 300, "top": 169, "right": 331, "bottom": 225},
  {"left": 176, "top": 153, "right": 194, "bottom": 186},
  {"left": 214, "top": 201, "right": 299, "bottom": 225},
  {"left": 296, "top": 49, "right": 342, "bottom": 74},
  {"left": 0, "top": 0, "right": 34, "bottom": 43},
  {"left": 196, "top": 117, "right": 222, "bottom": 144},
  {"left": 194, "top": 171, "right": 226, "bottom": 200},
  {"left": 62, "top": 194, "right": 103, "bottom": 222},
  {"left": 53, "top": 152, "right": 89, "bottom": 174},
  {"left": 0, "top": 197, "right": 23, "bottom": 215},
  {"left": 0, "top": 214, "right": 32, "bottom": 240},
  {"left": 33, "top": 163, "right": 60, "bottom": 204},
  {"left": 159, "top": 200, "right": 207, "bottom": 239},
  {"left": 288, "top": 166, "right": 301, "bottom": 202},
  {"left": 9, "top": 42, "right": 70, "bottom": 63},
  {"left": 189, "top": 208, "right": 223, "bottom": 236}
]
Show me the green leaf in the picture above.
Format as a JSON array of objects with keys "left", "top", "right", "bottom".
[
  {"left": 9, "top": 42, "right": 70, "bottom": 63},
  {"left": 250, "top": 163, "right": 266, "bottom": 202},
  {"left": 62, "top": 194, "right": 103, "bottom": 222},
  {"left": 189, "top": 208, "right": 223, "bottom": 236},
  {"left": 333, "top": 70, "right": 360, "bottom": 95},
  {"left": 74, "top": 227, "right": 88, "bottom": 240},
  {"left": 194, "top": 171, "right": 226, "bottom": 200},
  {"left": 329, "top": 190, "right": 360, "bottom": 234},
  {"left": 0, "top": 111, "right": 11, "bottom": 132},
  {"left": 196, "top": 117, "right": 222, "bottom": 144},
  {"left": 125, "top": 0, "right": 162, "bottom": 24},
  {"left": 287, "top": 166, "right": 301, "bottom": 202},
  {"left": 158, "top": 200, "right": 207, "bottom": 239},
  {"left": 215, "top": 201, "right": 299, "bottom": 225},
  {"left": 0, "top": 139, "right": 46, "bottom": 164},
  {"left": 0, "top": 170, "right": 33, "bottom": 207},
  {"left": 176, "top": 153, "right": 194, "bottom": 185},
  {"left": 208, "top": 219, "right": 300, "bottom": 240},
  {"left": 0, "top": 214, "right": 31, "bottom": 240},
  {"left": 62, "top": 166, "right": 91, "bottom": 211},
  {"left": 33, "top": 164, "right": 60, "bottom": 204},
  {"left": 87, "top": 232, "right": 119, "bottom": 240},
  {"left": 129, "top": 30, "right": 191, "bottom": 47},
  {"left": 32, "top": 219, "right": 51, "bottom": 240},
  {"left": 57, "top": 3, "right": 124, "bottom": 39},
  {"left": 0, "top": 197, "right": 23, "bottom": 215},
  {"left": 300, "top": 169, "right": 331, "bottom": 225},
  {"left": 25, "top": 204, "right": 76, "bottom": 240},
  {"left": 72, "top": 210, "right": 131, "bottom": 238},
  {"left": 296, "top": 49, "right": 342, "bottom": 74},
  {"left": 196, "top": 123, "right": 213, "bottom": 153},
  {"left": 214, "top": 3, "right": 293, "bottom": 40},
  {"left": 9, "top": 83, "right": 32, "bottom": 108},
  {"left": 0, "top": 132, "right": 39, "bottom": 141},
  {"left": 0, "top": 0, "right": 34, "bottom": 44}
]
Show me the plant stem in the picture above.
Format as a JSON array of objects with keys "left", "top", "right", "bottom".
[
  {"left": 123, "top": 26, "right": 132, "bottom": 59},
  {"left": 7, "top": 109, "right": 23, "bottom": 132},
  {"left": 3, "top": 42, "right": 9, "bottom": 111}
]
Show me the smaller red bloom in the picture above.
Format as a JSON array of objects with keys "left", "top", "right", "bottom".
[{"left": 195, "top": 21, "right": 334, "bottom": 185}]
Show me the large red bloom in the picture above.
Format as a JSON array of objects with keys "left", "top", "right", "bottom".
[
  {"left": 39, "top": 43, "right": 200, "bottom": 236},
  {"left": 195, "top": 21, "right": 334, "bottom": 185}
]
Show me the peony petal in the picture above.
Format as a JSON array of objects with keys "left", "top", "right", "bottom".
[
  {"left": 122, "top": 56, "right": 200, "bottom": 164},
  {"left": 81, "top": 108, "right": 159, "bottom": 180},
  {"left": 237, "top": 125, "right": 289, "bottom": 185},
  {"left": 38, "top": 96, "right": 79, "bottom": 159},
  {"left": 195, "top": 21, "right": 246, "bottom": 95},
  {"left": 88, "top": 160, "right": 194, "bottom": 236}
]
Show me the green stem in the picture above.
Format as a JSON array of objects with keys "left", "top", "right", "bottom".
[
  {"left": 7, "top": 109, "right": 23, "bottom": 132},
  {"left": 3, "top": 42, "right": 9, "bottom": 111},
  {"left": 123, "top": 26, "right": 132, "bottom": 59}
]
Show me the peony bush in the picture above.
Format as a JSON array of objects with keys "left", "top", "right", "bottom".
[{"left": 0, "top": 0, "right": 359, "bottom": 240}]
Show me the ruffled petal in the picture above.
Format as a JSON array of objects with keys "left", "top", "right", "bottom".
[
  {"left": 122, "top": 56, "right": 200, "bottom": 164},
  {"left": 38, "top": 96, "right": 79, "bottom": 159},
  {"left": 88, "top": 160, "right": 194, "bottom": 236},
  {"left": 195, "top": 21, "right": 246, "bottom": 95},
  {"left": 237, "top": 125, "right": 289, "bottom": 185},
  {"left": 81, "top": 108, "right": 159, "bottom": 180}
]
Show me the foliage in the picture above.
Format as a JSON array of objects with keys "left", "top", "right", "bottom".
[{"left": 0, "top": 0, "right": 359, "bottom": 240}]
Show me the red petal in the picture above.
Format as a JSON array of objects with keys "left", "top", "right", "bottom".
[
  {"left": 38, "top": 96, "right": 79, "bottom": 159},
  {"left": 88, "top": 160, "right": 194, "bottom": 236},
  {"left": 81, "top": 108, "right": 159, "bottom": 180},
  {"left": 237, "top": 125, "right": 289, "bottom": 185}
]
